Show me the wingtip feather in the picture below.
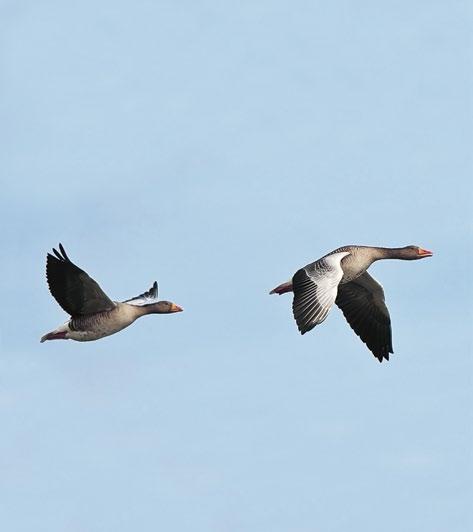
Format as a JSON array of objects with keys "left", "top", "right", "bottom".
[{"left": 59, "top": 243, "right": 69, "bottom": 260}]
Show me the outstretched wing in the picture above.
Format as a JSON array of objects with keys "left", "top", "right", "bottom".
[
  {"left": 123, "top": 281, "right": 159, "bottom": 306},
  {"left": 292, "top": 251, "right": 350, "bottom": 334},
  {"left": 335, "top": 272, "right": 393, "bottom": 362},
  {"left": 46, "top": 244, "right": 115, "bottom": 316}
]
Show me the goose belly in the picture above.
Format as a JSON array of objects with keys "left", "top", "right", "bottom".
[
  {"left": 68, "top": 309, "right": 135, "bottom": 342},
  {"left": 67, "top": 325, "right": 126, "bottom": 342}
]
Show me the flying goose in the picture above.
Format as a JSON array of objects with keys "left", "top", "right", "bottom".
[
  {"left": 41, "top": 244, "right": 183, "bottom": 343},
  {"left": 270, "top": 245, "right": 433, "bottom": 362}
]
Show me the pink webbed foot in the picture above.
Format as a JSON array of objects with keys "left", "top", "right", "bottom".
[
  {"left": 269, "top": 281, "right": 294, "bottom": 295},
  {"left": 40, "top": 331, "right": 67, "bottom": 343}
]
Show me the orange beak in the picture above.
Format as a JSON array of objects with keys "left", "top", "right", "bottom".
[
  {"left": 170, "top": 303, "right": 183, "bottom": 313},
  {"left": 418, "top": 247, "right": 433, "bottom": 257}
]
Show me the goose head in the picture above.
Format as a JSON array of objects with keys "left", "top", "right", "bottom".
[
  {"left": 399, "top": 245, "right": 433, "bottom": 260},
  {"left": 145, "top": 301, "right": 183, "bottom": 314}
]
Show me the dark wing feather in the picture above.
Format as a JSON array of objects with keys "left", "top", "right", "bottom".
[
  {"left": 292, "top": 269, "right": 325, "bottom": 334},
  {"left": 335, "top": 272, "right": 393, "bottom": 362},
  {"left": 46, "top": 244, "right": 115, "bottom": 316}
]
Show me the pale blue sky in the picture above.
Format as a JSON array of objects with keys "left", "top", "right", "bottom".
[{"left": 1, "top": 1, "right": 471, "bottom": 531}]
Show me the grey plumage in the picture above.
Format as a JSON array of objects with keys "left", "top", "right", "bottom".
[
  {"left": 42, "top": 244, "right": 183, "bottom": 343},
  {"left": 271, "top": 244, "right": 432, "bottom": 362}
]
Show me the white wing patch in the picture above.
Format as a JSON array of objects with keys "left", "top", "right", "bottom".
[
  {"left": 123, "top": 281, "right": 159, "bottom": 306},
  {"left": 292, "top": 252, "right": 349, "bottom": 334}
]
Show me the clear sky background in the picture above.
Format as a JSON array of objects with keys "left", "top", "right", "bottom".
[{"left": 1, "top": 1, "right": 471, "bottom": 531}]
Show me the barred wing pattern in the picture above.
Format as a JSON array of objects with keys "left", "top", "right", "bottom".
[{"left": 292, "top": 252, "right": 350, "bottom": 334}]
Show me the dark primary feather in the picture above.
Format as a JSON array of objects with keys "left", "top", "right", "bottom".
[
  {"left": 46, "top": 244, "right": 115, "bottom": 316},
  {"left": 335, "top": 272, "right": 393, "bottom": 362},
  {"left": 292, "top": 268, "right": 325, "bottom": 335}
]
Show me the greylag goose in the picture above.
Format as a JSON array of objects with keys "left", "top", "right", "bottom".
[
  {"left": 270, "top": 245, "right": 433, "bottom": 362},
  {"left": 41, "top": 244, "right": 183, "bottom": 343}
]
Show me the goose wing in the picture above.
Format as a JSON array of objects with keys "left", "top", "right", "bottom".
[
  {"left": 46, "top": 244, "right": 115, "bottom": 316},
  {"left": 123, "top": 281, "right": 159, "bottom": 306},
  {"left": 292, "top": 252, "right": 350, "bottom": 334},
  {"left": 335, "top": 272, "right": 393, "bottom": 362}
]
